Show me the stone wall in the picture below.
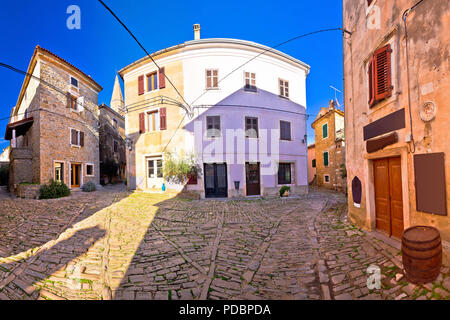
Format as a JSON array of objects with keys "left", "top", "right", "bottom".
[
  {"left": 37, "top": 56, "right": 100, "bottom": 187},
  {"left": 16, "top": 184, "right": 40, "bottom": 199},
  {"left": 312, "top": 108, "right": 346, "bottom": 192},
  {"left": 99, "top": 106, "right": 126, "bottom": 183},
  {"left": 8, "top": 148, "right": 33, "bottom": 193}
]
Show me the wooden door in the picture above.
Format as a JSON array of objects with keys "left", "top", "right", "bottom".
[
  {"left": 246, "top": 163, "right": 261, "bottom": 196},
  {"left": 373, "top": 157, "right": 404, "bottom": 238},
  {"left": 388, "top": 157, "right": 404, "bottom": 238},
  {"left": 71, "top": 163, "right": 81, "bottom": 188}
]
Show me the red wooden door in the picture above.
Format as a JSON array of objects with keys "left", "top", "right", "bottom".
[{"left": 373, "top": 157, "right": 404, "bottom": 238}]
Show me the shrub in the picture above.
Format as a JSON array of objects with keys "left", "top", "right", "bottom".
[
  {"left": 0, "top": 165, "right": 9, "bottom": 186},
  {"left": 279, "top": 186, "right": 291, "bottom": 197},
  {"left": 82, "top": 181, "right": 96, "bottom": 192},
  {"left": 164, "top": 153, "right": 201, "bottom": 184},
  {"left": 40, "top": 180, "right": 70, "bottom": 199}
]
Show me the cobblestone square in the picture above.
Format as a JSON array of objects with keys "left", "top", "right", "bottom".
[{"left": 0, "top": 186, "right": 448, "bottom": 300}]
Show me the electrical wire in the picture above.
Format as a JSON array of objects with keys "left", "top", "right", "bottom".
[
  {"left": 97, "top": 0, "right": 191, "bottom": 111},
  {"left": 189, "top": 27, "right": 348, "bottom": 105}
]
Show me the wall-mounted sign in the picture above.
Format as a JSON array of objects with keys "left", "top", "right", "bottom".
[{"left": 419, "top": 101, "right": 437, "bottom": 122}]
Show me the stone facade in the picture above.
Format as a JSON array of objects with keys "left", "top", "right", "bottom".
[
  {"left": 7, "top": 46, "right": 102, "bottom": 193},
  {"left": 98, "top": 104, "right": 126, "bottom": 183},
  {"left": 311, "top": 101, "right": 346, "bottom": 192},
  {"left": 343, "top": 0, "right": 450, "bottom": 264}
]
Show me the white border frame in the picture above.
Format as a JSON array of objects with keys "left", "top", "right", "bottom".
[{"left": 85, "top": 163, "right": 95, "bottom": 177}]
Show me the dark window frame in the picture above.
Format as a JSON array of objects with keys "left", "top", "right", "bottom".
[
  {"left": 206, "top": 116, "right": 221, "bottom": 138},
  {"left": 278, "top": 163, "right": 292, "bottom": 185},
  {"left": 245, "top": 116, "right": 259, "bottom": 138},
  {"left": 280, "top": 120, "right": 292, "bottom": 141}
]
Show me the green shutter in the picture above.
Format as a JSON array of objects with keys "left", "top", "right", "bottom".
[
  {"left": 323, "top": 124, "right": 328, "bottom": 139},
  {"left": 324, "top": 152, "right": 329, "bottom": 166},
  {"left": 312, "top": 159, "right": 316, "bottom": 168}
]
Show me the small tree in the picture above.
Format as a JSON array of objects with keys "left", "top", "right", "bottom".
[{"left": 164, "top": 153, "right": 201, "bottom": 184}]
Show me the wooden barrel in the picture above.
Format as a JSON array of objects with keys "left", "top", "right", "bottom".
[{"left": 402, "top": 226, "right": 442, "bottom": 284}]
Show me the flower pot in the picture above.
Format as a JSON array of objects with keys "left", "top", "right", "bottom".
[{"left": 282, "top": 190, "right": 290, "bottom": 197}]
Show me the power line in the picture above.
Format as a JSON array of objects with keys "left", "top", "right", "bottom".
[
  {"left": 97, "top": 0, "right": 191, "bottom": 111},
  {"left": 190, "top": 27, "right": 347, "bottom": 105},
  {"left": 0, "top": 62, "right": 98, "bottom": 121}
]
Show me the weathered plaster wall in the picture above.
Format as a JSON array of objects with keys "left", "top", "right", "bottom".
[{"left": 343, "top": 0, "right": 450, "bottom": 262}]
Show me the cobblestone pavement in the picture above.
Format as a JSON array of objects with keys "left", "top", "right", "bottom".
[{"left": 0, "top": 186, "right": 448, "bottom": 300}]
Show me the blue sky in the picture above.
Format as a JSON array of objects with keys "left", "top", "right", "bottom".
[{"left": 0, "top": 0, "right": 343, "bottom": 150}]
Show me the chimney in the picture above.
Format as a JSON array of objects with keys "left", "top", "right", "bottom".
[
  {"left": 329, "top": 100, "right": 336, "bottom": 110},
  {"left": 194, "top": 24, "right": 201, "bottom": 40}
]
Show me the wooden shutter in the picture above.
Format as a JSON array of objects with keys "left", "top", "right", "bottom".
[
  {"left": 324, "top": 152, "right": 329, "bottom": 166},
  {"left": 368, "top": 55, "right": 375, "bottom": 107},
  {"left": 80, "top": 131, "right": 84, "bottom": 147},
  {"left": 71, "top": 129, "right": 76, "bottom": 144},
  {"left": 138, "top": 75, "right": 145, "bottom": 95},
  {"left": 374, "top": 44, "right": 392, "bottom": 102},
  {"left": 159, "top": 67, "right": 166, "bottom": 89},
  {"left": 139, "top": 112, "right": 146, "bottom": 133},
  {"left": 160, "top": 107, "right": 167, "bottom": 130}
]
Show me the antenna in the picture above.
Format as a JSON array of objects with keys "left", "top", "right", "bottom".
[{"left": 330, "top": 85, "right": 342, "bottom": 108}]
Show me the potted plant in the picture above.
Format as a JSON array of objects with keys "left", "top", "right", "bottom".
[{"left": 279, "top": 186, "right": 291, "bottom": 197}]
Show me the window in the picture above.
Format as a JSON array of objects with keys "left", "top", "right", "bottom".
[
  {"left": 206, "top": 69, "right": 219, "bottom": 89},
  {"left": 70, "top": 129, "right": 84, "bottom": 147},
  {"left": 324, "top": 175, "right": 330, "bottom": 183},
  {"left": 148, "top": 158, "right": 163, "bottom": 179},
  {"left": 206, "top": 116, "right": 221, "bottom": 138},
  {"left": 147, "top": 72, "right": 158, "bottom": 92},
  {"left": 312, "top": 159, "right": 316, "bottom": 168},
  {"left": 279, "top": 79, "right": 289, "bottom": 98},
  {"left": 70, "top": 76, "right": 78, "bottom": 88},
  {"left": 323, "top": 151, "right": 329, "bottom": 167},
  {"left": 86, "top": 164, "right": 94, "bottom": 176},
  {"left": 245, "top": 117, "right": 258, "bottom": 138},
  {"left": 114, "top": 140, "right": 118, "bottom": 153},
  {"left": 244, "top": 72, "right": 256, "bottom": 91},
  {"left": 368, "top": 44, "right": 392, "bottom": 107},
  {"left": 278, "top": 163, "right": 292, "bottom": 185},
  {"left": 323, "top": 123, "right": 328, "bottom": 139},
  {"left": 280, "top": 121, "right": 291, "bottom": 141},
  {"left": 54, "top": 163, "right": 64, "bottom": 183},
  {"left": 113, "top": 118, "right": 118, "bottom": 129},
  {"left": 147, "top": 110, "right": 160, "bottom": 132}
]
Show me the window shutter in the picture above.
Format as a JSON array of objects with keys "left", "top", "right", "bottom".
[
  {"left": 324, "top": 152, "right": 329, "bottom": 166},
  {"left": 77, "top": 96, "right": 84, "bottom": 112},
  {"left": 66, "top": 93, "right": 72, "bottom": 108},
  {"left": 159, "top": 67, "right": 166, "bottom": 89},
  {"left": 368, "top": 56, "right": 375, "bottom": 107},
  {"left": 139, "top": 112, "right": 146, "bottom": 133},
  {"left": 374, "top": 44, "right": 393, "bottom": 102},
  {"left": 80, "top": 131, "right": 84, "bottom": 147},
  {"left": 160, "top": 107, "right": 167, "bottom": 130},
  {"left": 138, "top": 75, "right": 145, "bottom": 95},
  {"left": 70, "top": 129, "right": 76, "bottom": 144}
]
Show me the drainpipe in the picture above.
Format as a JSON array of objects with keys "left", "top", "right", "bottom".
[{"left": 402, "top": 0, "right": 426, "bottom": 154}]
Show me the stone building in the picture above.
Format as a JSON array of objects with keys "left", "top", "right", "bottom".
[
  {"left": 343, "top": 0, "right": 450, "bottom": 263},
  {"left": 98, "top": 76, "right": 126, "bottom": 184},
  {"left": 311, "top": 100, "right": 346, "bottom": 192},
  {"left": 119, "top": 26, "right": 310, "bottom": 198},
  {"left": 5, "top": 46, "right": 102, "bottom": 195}
]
